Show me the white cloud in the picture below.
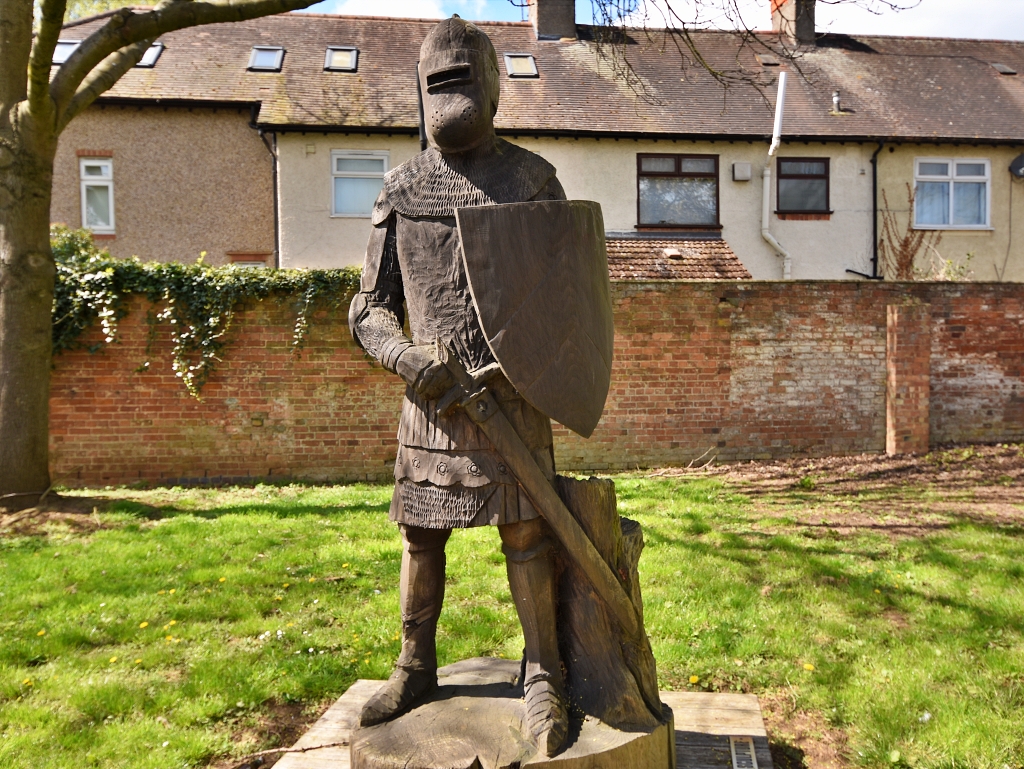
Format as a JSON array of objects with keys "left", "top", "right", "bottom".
[
  {"left": 308, "top": 0, "right": 446, "bottom": 18},
  {"left": 817, "top": 0, "right": 1024, "bottom": 40},
  {"left": 302, "top": 0, "right": 1024, "bottom": 40}
]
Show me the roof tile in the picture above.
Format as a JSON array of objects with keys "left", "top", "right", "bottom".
[
  {"left": 606, "top": 238, "right": 751, "bottom": 281},
  {"left": 63, "top": 12, "right": 1024, "bottom": 142}
]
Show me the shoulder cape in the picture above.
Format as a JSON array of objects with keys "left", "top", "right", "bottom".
[{"left": 374, "top": 139, "right": 556, "bottom": 222}]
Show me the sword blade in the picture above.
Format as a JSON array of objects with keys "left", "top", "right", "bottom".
[{"left": 436, "top": 349, "right": 638, "bottom": 636}]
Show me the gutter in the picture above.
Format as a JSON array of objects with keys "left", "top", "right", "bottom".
[
  {"left": 251, "top": 104, "right": 281, "bottom": 269},
  {"left": 762, "top": 72, "right": 791, "bottom": 279}
]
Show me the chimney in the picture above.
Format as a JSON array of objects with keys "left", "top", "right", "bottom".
[
  {"left": 529, "top": 0, "right": 577, "bottom": 40},
  {"left": 771, "top": 0, "right": 816, "bottom": 46}
]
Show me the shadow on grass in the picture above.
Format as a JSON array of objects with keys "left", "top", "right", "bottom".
[
  {"left": 640, "top": 514, "right": 1024, "bottom": 638},
  {"left": 769, "top": 740, "right": 808, "bottom": 769},
  {"left": 136, "top": 500, "right": 392, "bottom": 521}
]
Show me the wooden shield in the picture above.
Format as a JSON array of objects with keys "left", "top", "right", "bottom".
[{"left": 456, "top": 200, "right": 613, "bottom": 438}]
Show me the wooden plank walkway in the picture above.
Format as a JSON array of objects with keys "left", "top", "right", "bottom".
[
  {"left": 276, "top": 682, "right": 773, "bottom": 769},
  {"left": 661, "top": 692, "right": 773, "bottom": 769}
]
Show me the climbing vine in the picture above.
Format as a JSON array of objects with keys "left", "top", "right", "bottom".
[{"left": 52, "top": 227, "right": 361, "bottom": 397}]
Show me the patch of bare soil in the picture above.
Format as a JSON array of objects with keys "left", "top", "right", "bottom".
[
  {"left": 0, "top": 494, "right": 158, "bottom": 536},
  {"left": 208, "top": 699, "right": 329, "bottom": 769},
  {"left": 655, "top": 443, "right": 1024, "bottom": 540},
  {"left": 761, "top": 691, "right": 851, "bottom": 769}
]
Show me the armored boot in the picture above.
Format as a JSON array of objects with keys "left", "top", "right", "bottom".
[
  {"left": 359, "top": 526, "right": 449, "bottom": 727},
  {"left": 504, "top": 537, "right": 568, "bottom": 757}
]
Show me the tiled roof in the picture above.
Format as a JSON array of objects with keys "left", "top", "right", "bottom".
[
  {"left": 64, "top": 12, "right": 1024, "bottom": 142},
  {"left": 606, "top": 238, "right": 751, "bottom": 281}
]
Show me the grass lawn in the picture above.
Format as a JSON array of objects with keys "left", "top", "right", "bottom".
[{"left": 1, "top": 465, "right": 1022, "bottom": 769}]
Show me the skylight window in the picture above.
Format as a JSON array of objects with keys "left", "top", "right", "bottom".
[
  {"left": 756, "top": 53, "right": 780, "bottom": 67},
  {"left": 135, "top": 42, "right": 164, "bottom": 68},
  {"left": 325, "top": 47, "right": 358, "bottom": 72},
  {"left": 248, "top": 46, "right": 284, "bottom": 72},
  {"left": 503, "top": 53, "right": 538, "bottom": 78},
  {"left": 52, "top": 40, "right": 81, "bottom": 65},
  {"left": 992, "top": 63, "right": 1017, "bottom": 75}
]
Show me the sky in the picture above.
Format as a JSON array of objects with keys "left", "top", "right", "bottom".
[{"left": 299, "top": 0, "right": 1024, "bottom": 41}]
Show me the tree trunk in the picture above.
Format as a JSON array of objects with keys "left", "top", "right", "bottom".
[
  {"left": 0, "top": 120, "right": 57, "bottom": 509},
  {"left": 554, "top": 476, "right": 664, "bottom": 730}
]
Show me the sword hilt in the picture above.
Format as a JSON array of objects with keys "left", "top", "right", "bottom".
[{"left": 435, "top": 341, "right": 501, "bottom": 416}]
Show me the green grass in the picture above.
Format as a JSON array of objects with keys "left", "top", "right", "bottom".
[{"left": 1, "top": 478, "right": 1022, "bottom": 768}]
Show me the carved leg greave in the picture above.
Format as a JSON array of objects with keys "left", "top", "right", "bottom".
[
  {"left": 504, "top": 537, "right": 568, "bottom": 757},
  {"left": 359, "top": 526, "right": 450, "bottom": 727}
]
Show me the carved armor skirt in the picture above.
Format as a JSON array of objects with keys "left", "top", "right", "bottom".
[{"left": 390, "top": 376, "right": 554, "bottom": 529}]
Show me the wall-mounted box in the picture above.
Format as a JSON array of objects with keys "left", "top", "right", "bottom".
[{"left": 733, "top": 162, "right": 752, "bottom": 181}]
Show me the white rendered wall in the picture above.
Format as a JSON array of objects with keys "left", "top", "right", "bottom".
[
  {"left": 277, "top": 132, "right": 421, "bottom": 269},
  {"left": 514, "top": 136, "right": 877, "bottom": 280},
  {"left": 280, "top": 132, "right": 1024, "bottom": 282}
]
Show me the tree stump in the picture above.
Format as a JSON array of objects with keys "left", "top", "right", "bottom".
[
  {"left": 554, "top": 475, "right": 663, "bottom": 730},
  {"left": 349, "top": 658, "right": 674, "bottom": 769}
]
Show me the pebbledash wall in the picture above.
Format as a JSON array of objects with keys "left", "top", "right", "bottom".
[{"left": 49, "top": 281, "right": 1024, "bottom": 486}]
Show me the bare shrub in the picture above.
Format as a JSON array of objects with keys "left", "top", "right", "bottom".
[{"left": 878, "top": 184, "right": 942, "bottom": 280}]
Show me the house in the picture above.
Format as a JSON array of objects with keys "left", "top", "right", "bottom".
[{"left": 53, "top": 0, "right": 1024, "bottom": 280}]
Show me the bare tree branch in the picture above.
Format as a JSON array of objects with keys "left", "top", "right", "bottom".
[
  {"left": 568, "top": 0, "right": 921, "bottom": 104},
  {"left": 27, "top": 0, "right": 69, "bottom": 120},
  {"left": 0, "top": 0, "right": 34, "bottom": 111},
  {"left": 59, "top": 37, "right": 152, "bottom": 129},
  {"left": 50, "top": 0, "right": 319, "bottom": 123}
]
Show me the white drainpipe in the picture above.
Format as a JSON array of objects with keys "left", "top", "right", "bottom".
[{"left": 762, "top": 71, "right": 791, "bottom": 279}]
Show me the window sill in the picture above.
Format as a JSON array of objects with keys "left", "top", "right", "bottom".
[
  {"left": 229, "top": 252, "right": 271, "bottom": 264},
  {"left": 776, "top": 212, "right": 832, "bottom": 220},
  {"left": 330, "top": 214, "right": 372, "bottom": 219},
  {"left": 912, "top": 225, "right": 994, "bottom": 232},
  {"left": 636, "top": 224, "right": 723, "bottom": 231}
]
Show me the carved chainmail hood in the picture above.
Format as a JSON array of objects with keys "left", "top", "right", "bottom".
[{"left": 381, "top": 140, "right": 556, "bottom": 219}]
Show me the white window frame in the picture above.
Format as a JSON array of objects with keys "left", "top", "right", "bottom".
[
  {"left": 79, "top": 158, "right": 115, "bottom": 234},
  {"left": 913, "top": 157, "right": 992, "bottom": 230},
  {"left": 135, "top": 42, "right": 164, "bottom": 68},
  {"left": 330, "top": 150, "right": 389, "bottom": 218},
  {"left": 503, "top": 53, "right": 539, "bottom": 78},
  {"left": 248, "top": 46, "right": 284, "bottom": 72},
  {"left": 52, "top": 39, "right": 81, "bottom": 64},
  {"left": 324, "top": 46, "right": 358, "bottom": 72}
]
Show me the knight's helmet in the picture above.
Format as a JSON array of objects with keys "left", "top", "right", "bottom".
[{"left": 418, "top": 16, "right": 501, "bottom": 152}]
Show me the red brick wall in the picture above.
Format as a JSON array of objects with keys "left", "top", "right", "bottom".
[
  {"left": 928, "top": 285, "right": 1024, "bottom": 445},
  {"left": 886, "top": 303, "right": 931, "bottom": 455},
  {"left": 49, "top": 282, "right": 1024, "bottom": 486}
]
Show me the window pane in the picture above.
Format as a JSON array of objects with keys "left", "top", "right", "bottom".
[
  {"left": 328, "top": 49, "right": 356, "bottom": 69},
  {"left": 83, "top": 163, "right": 108, "bottom": 177},
  {"left": 506, "top": 55, "right": 537, "bottom": 76},
  {"left": 953, "top": 182, "right": 986, "bottom": 225},
  {"left": 252, "top": 48, "right": 281, "bottom": 69},
  {"left": 956, "top": 163, "right": 986, "bottom": 177},
  {"left": 137, "top": 43, "right": 163, "bottom": 67},
  {"left": 778, "top": 178, "right": 827, "bottom": 211},
  {"left": 84, "top": 185, "right": 111, "bottom": 228},
  {"left": 336, "top": 157, "right": 385, "bottom": 173},
  {"left": 780, "top": 160, "right": 826, "bottom": 176},
  {"left": 640, "top": 157, "right": 675, "bottom": 173},
  {"left": 915, "top": 181, "right": 949, "bottom": 225},
  {"left": 679, "top": 158, "right": 715, "bottom": 174},
  {"left": 638, "top": 177, "right": 717, "bottom": 225},
  {"left": 334, "top": 176, "right": 384, "bottom": 216},
  {"left": 918, "top": 162, "right": 949, "bottom": 177},
  {"left": 53, "top": 41, "right": 80, "bottom": 64}
]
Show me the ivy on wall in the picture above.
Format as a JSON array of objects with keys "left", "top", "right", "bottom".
[{"left": 52, "top": 227, "right": 362, "bottom": 397}]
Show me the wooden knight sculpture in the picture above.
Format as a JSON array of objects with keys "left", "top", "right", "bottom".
[{"left": 348, "top": 16, "right": 666, "bottom": 765}]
